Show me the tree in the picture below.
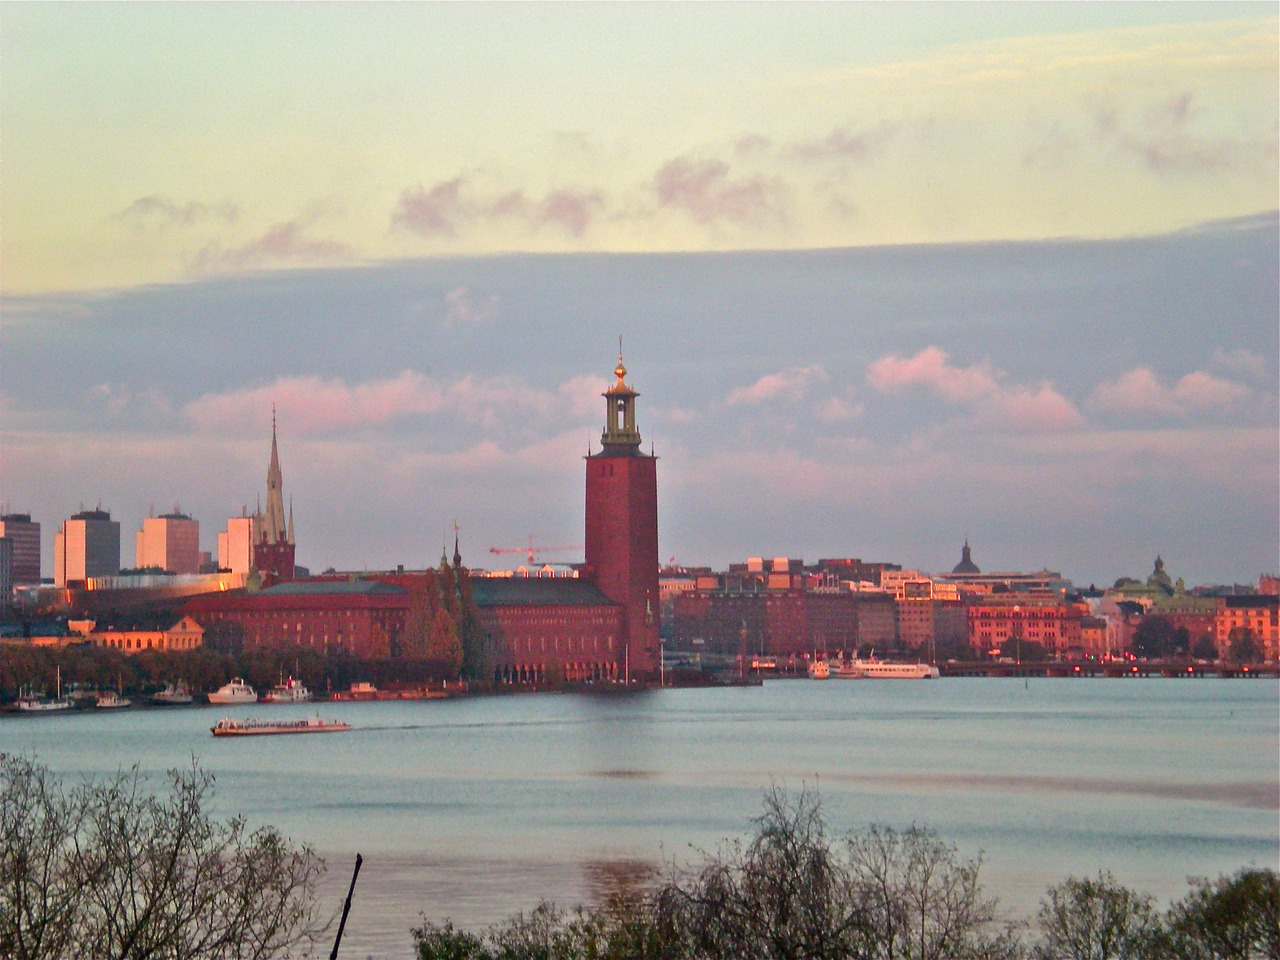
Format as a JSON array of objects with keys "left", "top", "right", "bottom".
[
  {"left": 999, "top": 637, "right": 1047, "bottom": 662},
  {"left": 0, "top": 755, "right": 328, "bottom": 960},
  {"left": 1032, "top": 872, "right": 1160, "bottom": 960},
  {"left": 1227, "top": 628, "right": 1261, "bottom": 664},
  {"left": 1191, "top": 634, "right": 1218, "bottom": 661},
  {"left": 1130, "top": 616, "right": 1175, "bottom": 659},
  {"left": 1161, "top": 868, "right": 1279, "bottom": 959}
]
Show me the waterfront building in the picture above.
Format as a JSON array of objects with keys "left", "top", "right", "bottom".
[
  {"left": 0, "top": 513, "right": 41, "bottom": 585},
  {"left": 583, "top": 352, "right": 660, "bottom": 679},
  {"left": 671, "top": 558, "right": 897, "bottom": 658},
  {"left": 77, "top": 615, "right": 205, "bottom": 654},
  {"left": 966, "top": 596, "right": 1086, "bottom": 658},
  {"left": 135, "top": 510, "right": 201, "bottom": 575},
  {"left": 186, "top": 352, "right": 662, "bottom": 684},
  {"left": 1215, "top": 595, "right": 1279, "bottom": 661},
  {"left": 53, "top": 508, "right": 121, "bottom": 587}
]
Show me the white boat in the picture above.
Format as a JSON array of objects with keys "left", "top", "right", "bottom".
[
  {"left": 12, "top": 667, "right": 73, "bottom": 713},
  {"left": 211, "top": 716, "right": 350, "bottom": 737},
  {"left": 207, "top": 678, "right": 257, "bottom": 704},
  {"left": 151, "top": 682, "right": 193, "bottom": 706},
  {"left": 831, "top": 657, "right": 940, "bottom": 680},
  {"left": 261, "top": 676, "right": 312, "bottom": 703},
  {"left": 807, "top": 659, "right": 830, "bottom": 679},
  {"left": 94, "top": 690, "right": 132, "bottom": 709}
]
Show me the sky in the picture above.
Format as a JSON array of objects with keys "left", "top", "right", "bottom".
[{"left": 1, "top": 2, "right": 1277, "bottom": 588}]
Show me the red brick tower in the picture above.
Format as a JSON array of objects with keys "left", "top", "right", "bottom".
[{"left": 585, "top": 351, "right": 660, "bottom": 681}]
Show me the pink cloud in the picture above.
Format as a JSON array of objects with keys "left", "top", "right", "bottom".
[
  {"left": 1089, "top": 366, "right": 1252, "bottom": 417},
  {"left": 538, "top": 189, "right": 604, "bottom": 237},
  {"left": 116, "top": 195, "right": 240, "bottom": 227},
  {"left": 391, "top": 179, "right": 468, "bottom": 237},
  {"left": 868, "top": 346, "right": 1083, "bottom": 433},
  {"left": 654, "top": 157, "right": 780, "bottom": 224},
  {"left": 867, "top": 346, "right": 999, "bottom": 403},
  {"left": 724, "top": 366, "right": 827, "bottom": 406},
  {"left": 190, "top": 222, "right": 352, "bottom": 272},
  {"left": 184, "top": 371, "right": 447, "bottom": 435},
  {"left": 791, "top": 124, "right": 897, "bottom": 162}
]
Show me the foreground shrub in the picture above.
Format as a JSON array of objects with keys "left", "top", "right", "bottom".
[{"left": 0, "top": 754, "right": 328, "bottom": 960}]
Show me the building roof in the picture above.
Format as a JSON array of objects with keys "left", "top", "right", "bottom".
[
  {"left": 259, "top": 579, "right": 408, "bottom": 596},
  {"left": 470, "top": 577, "right": 617, "bottom": 608}
]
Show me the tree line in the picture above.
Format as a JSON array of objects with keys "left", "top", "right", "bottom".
[{"left": 3, "top": 759, "right": 1274, "bottom": 960}]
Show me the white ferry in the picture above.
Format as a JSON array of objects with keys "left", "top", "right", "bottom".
[
  {"left": 830, "top": 657, "right": 940, "bottom": 680},
  {"left": 261, "top": 677, "right": 312, "bottom": 703},
  {"left": 94, "top": 690, "right": 132, "bottom": 709},
  {"left": 207, "top": 678, "right": 257, "bottom": 704},
  {"left": 806, "top": 659, "right": 830, "bottom": 679},
  {"left": 211, "top": 716, "right": 350, "bottom": 737}
]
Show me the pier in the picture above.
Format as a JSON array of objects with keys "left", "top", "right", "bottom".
[{"left": 937, "top": 660, "right": 1280, "bottom": 679}]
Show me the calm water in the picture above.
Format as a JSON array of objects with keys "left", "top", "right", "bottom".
[{"left": 3, "top": 678, "right": 1277, "bottom": 959}]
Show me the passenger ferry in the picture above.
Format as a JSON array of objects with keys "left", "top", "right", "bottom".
[
  {"left": 806, "top": 659, "right": 830, "bottom": 679},
  {"left": 151, "top": 682, "right": 193, "bottom": 706},
  {"left": 828, "top": 656, "right": 940, "bottom": 680},
  {"left": 207, "top": 678, "right": 257, "bottom": 704},
  {"left": 211, "top": 716, "right": 351, "bottom": 737}
]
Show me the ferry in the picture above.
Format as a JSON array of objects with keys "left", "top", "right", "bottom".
[
  {"left": 830, "top": 657, "right": 940, "bottom": 680},
  {"left": 151, "top": 682, "right": 193, "bottom": 706},
  {"left": 806, "top": 659, "right": 831, "bottom": 679},
  {"left": 94, "top": 690, "right": 132, "bottom": 709},
  {"left": 207, "top": 678, "right": 257, "bottom": 704},
  {"left": 211, "top": 716, "right": 351, "bottom": 737},
  {"left": 261, "top": 677, "right": 312, "bottom": 703}
]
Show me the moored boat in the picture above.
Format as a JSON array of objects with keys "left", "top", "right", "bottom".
[
  {"left": 261, "top": 677, "right": 312, "bottom": 703},
  {"left": 207, "top": 678, "right": 257, "bottom": 704},
  {"left": 807, "top": 659, "right": 830, "bottom": 679},
  {"left": 151, "top": 682, "right": 193, "bottom": 706},
  {"left": 831, "top": 657, "right": 940, "bottom": 679},
  {"left": 94, "top": 690, "right": 132, "bottom": 709},
  {"left": 211, "top": 716, "right": 350, "bottom": 737},
  {"left": 12, "top": 666, "right": 73, "bottom": 713}
]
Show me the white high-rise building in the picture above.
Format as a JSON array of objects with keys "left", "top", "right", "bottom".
[{"left": 217, "top": 514, "right": 255, "bottom": 575}]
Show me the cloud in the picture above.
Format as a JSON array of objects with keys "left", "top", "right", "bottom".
[
  {"left": 790, "top": 123, "right": 898, "bottom": 162},
  {"left": 86, "top": 383, "right": 173, "bottom": 420},
  {"left": 867, "top": 346, "right": 999, "bottom": 403},
  {"left": 393, "top": 179, "right": 605, "bottom": 238},
  {"left": 653, "top": 157, "right": 782, "bottom": 224},
  {"left": 189, "top": 221, "right": 352, "bottom": 273},
  {"left": 723, "top": 366, "right": 828, "bottom": 406},
  {"left": 443, "top": 286, "right": 499, "bottom": 328},
  {"left": 868, "top": 346, "right": 1083, "bottom": 432},
  {"left": 1089, "top": 366, "right": 1252, "bottom": 417},
  {"left": 182, "top": 370, "right": 606, "bottom": 438},
  {"left": 391, "top": 179, "right": 468, "bottom": 238},
  {"left": 115, "top": 196, "right": 240, "bottom": 227},
  {"left": 1209, "top": 347, "right": 1268, "bottom": 382}
]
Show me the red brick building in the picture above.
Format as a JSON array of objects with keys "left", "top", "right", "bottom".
[{"left": 185, "top": 353, "right": 662, "bottom": 685}]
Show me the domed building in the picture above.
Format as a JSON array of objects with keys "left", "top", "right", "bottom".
[{"left": 952, "top": 539, "right": 980, "bottom": 575}]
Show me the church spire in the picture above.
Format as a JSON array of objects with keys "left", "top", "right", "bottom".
[{"left": 261, "top": 406, "right": 288, "bottom": 545}]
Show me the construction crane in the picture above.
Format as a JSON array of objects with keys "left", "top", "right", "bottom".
[{"left": 489, "top": 535, "right": 582, "bottom": 566}]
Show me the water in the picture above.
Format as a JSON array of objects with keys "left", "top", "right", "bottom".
[{"left": 3, "top": 677, "right": 1277, "bottom": 959}]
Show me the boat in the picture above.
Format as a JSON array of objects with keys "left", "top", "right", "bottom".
[
  {"left": 261, "top": 676, "right": 312, "bottom": 703},
  {"left": 211, "top": 716, "right": 350, "bottom": 737},
  {"left": 207, "top": 678, "right": 257, "bottom": 704},
  {"left": 151, "top": 682, "right": 193, "bottom": 706},
  {"left": 94, "top": 690, "right": 132, "bottom": 709},
  {"left": 12, "top": 667, "right": 73, "bottom": 713},
  {"left": 807, "top": 659, "right": 830, "bottom": 679},
  {"left": 830, "top": 656, "right": 940, "bottom": 680}
]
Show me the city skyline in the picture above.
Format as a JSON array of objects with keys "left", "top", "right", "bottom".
[{"left": 2, "top": 4, "right": 1277, "bottom": 588}]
